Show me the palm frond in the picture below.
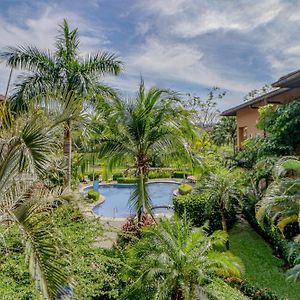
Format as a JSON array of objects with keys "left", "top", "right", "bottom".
[
  {"left": 81, "top": 52, "right": 123, "bottom": 76},
  {"left": 11, "top": 196, "right": 69, "bottom": 299},
  {"left": 0, "top": 45, "right": 56, "bottom": 73}
]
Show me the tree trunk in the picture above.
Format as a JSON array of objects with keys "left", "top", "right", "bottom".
[
  {"left": 220, "top": 201, "right": 229, "bottom": 249},
  {"left": 137, "top": 172, "right": 144, "bottom": 222},
  {"left": 63, "top": 120, "right": 72, "bottom": 192}
]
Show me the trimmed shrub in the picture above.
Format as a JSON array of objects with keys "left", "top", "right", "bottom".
[
  {"left": 225, "top": 277, "right": 284, "bottom": 300},
  {"left": 117, "top": 177, "right": 138, "bottom": 184},
  {"left": 112, "top": 172, "right": 124, "bottom": 180},
  {"left": 172, "top": 171, "right": 188, "bottom": 179},
  {"left": 173, "top": 193, "right": 236, "bottom": 232},
  {"left": 87, "top": 190, "right": 100, "bottom": 202},
  {"left": 178, "top": 184, "right": 192, "bottom": 195},
  {"left": 147, "top": 170, "right": 172, "bottom": 179}
]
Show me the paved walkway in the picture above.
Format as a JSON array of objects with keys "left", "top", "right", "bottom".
[{"left": 74, "top": 192, "right": 124, "bottom": 249}]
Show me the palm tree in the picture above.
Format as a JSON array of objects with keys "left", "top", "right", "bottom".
[
  {"left": 0, "top": 19, "right": 123, "bottom": 190},
  {"left": 0, "top": 106, "right": 69, "bottom": 299},
  {"left": 122, "top": 215, "right": 246, "bottom": 300},
  {"left": 98, "top": 80, "right": 200, "bottom": 221},
  {"left": 198, "top": 167, "right": 242, "bottom": 234}
]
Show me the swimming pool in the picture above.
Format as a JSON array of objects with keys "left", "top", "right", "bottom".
[{"left": 85, "top": 182, "right": 179, "bottom": 218}]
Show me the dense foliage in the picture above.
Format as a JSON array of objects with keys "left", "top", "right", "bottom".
[
  {"left": 122, "top": 216, "right": 246, "bottom": 300},
  {"left": 174, "top": 193, "right": 236, "bottom": 232},
  {"left": 225, "top": 277, "right": 285, "bottom": 300}
]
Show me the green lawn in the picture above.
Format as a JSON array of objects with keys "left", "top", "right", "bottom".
[{"left": 229, "top": 222, "right": 300, "bottom": 300}]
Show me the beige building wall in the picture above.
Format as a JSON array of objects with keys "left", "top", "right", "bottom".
[{"left": 236, "top": 107, "right": 263, "bottom": 148}]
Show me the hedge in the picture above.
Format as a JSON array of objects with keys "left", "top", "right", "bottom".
[
  {"left": 117, "top": 177, "right": 138, "bottom": 184},
  {"left": 178, "top": 184, "right": 192, "bottom": 195},
  {"left": 112, "top": 172, "right": 124, "bottom": 181},
  {"left": 147, "top": 170, "right": 172, "bottom": 179},
  {"left": 225, "top": 277, "right": 284, "bottom": 300},
  {"left": 173, "top": 193, "right": 236, "bottom": 232},
  {"left": 172, "top": 171, "right": 188, "bottom": 179},
  {"left": 87, "top": 190, "right": 100, "bottom": 202}
]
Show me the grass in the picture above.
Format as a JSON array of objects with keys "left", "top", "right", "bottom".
[{"left": 229, "top": 221, "right": 300, "bottom": 300}]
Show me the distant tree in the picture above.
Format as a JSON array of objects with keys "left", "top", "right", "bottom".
[
  {"left": 211, "top": 116, "right": 236, "bottom": 151},
  {"left": 184, "top": 87, "right": 226, "bottom": 127},
  {"left": 243, "top": 84, "right": 274, "bottom": 102}
]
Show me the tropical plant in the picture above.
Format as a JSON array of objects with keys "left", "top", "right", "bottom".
[
  {"left": 98, "top": 80, "right": 201, "bottom": 221},
  {"left": 0, "top": 19, "right": 123, "bottom": 190},
  {"left": 122, "top": 215, "right": 246, "bottom": 300},
  {"left": 197, "top": 167, "right": 242, "bottom": 234},
  {"left": 256, "top": 100, "right": 300, "bottom": 156},
  {"left": 0, "top": 106, "right": 69, "bottom": 299},
  {"left": 286, "top": 243, "right": 300, "bottom": 283},
  {"left": 256, "top": 157, "right": 300, "bottom": 238}
]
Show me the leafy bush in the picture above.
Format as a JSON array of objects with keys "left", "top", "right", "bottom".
[
  {"left": 178, "top": 184, "right": 192, "bottom": 195},
  {"left": 112, "top": 172, "right": 124, "bottom": 180},
  {"left": 173, "top": 193, "right": 236, "bottom": 232},
  {"left": 117, "top": 177, "right": 138, "bottom": 184},
  {"left": 225, "top": 277, "right": 284, "bottom": 300},
  {"left": 172, "top": 171, "right": 188, "bottom": 178},
  {"left": 243, "top": 196, "right": 300, "bottom": 267},
  {"left": 0, "top": 224, "right": 39, "bottom": 299},
  {"left": 87, "top": 173, "right": 100, "bottom": 180},
  {"left": 117, "top": 215, "right": 156, "bottom": 248},
  {"left": 87, "top": 189, "right": 100, "bottom": 202},
  {"left": 52, "top": 202, "right": 124, "bottom": 299},
  {"left": 147, "top": 170, "right": 172, "bottom": 179}
]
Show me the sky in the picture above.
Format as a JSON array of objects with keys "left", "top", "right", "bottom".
[{"left": 0, "top": 0, "right": 300, "bottom": 111}]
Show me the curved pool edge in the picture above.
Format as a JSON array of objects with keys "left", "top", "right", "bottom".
[
  {"left": 79, "top": 179, "right": 182, "bottom": 220},
  {"left": 79, "top": 178, "right": 182, "bottom": 194}
]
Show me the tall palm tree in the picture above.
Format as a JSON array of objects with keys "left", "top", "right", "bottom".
[
  {"left": 122, "top": 215, "right": 246, "bottom": 300},
  {"left": 0, "top": 19, "right": 123, "bottom": 190},
  {"left": 98, "top": 80, "right": 200, "bottom": 221},
  {"left": 0, "top": 106, "right": 69, "bottom": 299},
  {"left": 198, "top": 168, "right": 242, "bottom": 234}
]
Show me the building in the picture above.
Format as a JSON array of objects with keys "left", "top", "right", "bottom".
[{"left": 221, "top": 70, "right": 300, "bottom": 148}]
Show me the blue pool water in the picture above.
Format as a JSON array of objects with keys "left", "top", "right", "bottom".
[{"left": 85, "top": 182, "right": 179, "bottom": 218}]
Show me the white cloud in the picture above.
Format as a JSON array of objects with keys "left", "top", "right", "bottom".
[
  {"left": 125, "top": 36, "right": 261, "bottom": 93},
  {"left": 128, "top": 0, "right": 300, "bottom": 100},
  {"left": 136, "top": 0, "right": 185, "bottom": 16},
  {"left": 173, "top": 2, "right": 283, "bottom": 38},
  {"left": 0, "top": 3, "right": 108, "bottom": 94}
]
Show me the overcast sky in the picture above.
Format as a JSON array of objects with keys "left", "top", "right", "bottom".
[{"left": 0, "top": 0, "right": 299, "bottom": 110}]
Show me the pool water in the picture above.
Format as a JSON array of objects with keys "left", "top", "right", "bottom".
[{"left": 87, "top": 182, "right": 179, "bottom": 218}]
